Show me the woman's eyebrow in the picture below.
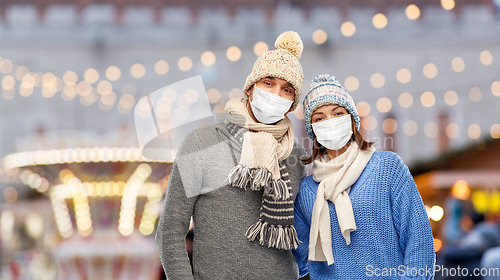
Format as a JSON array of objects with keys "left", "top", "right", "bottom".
[{"left": 312, "top": 112, "right": 324, "bottom": 117}]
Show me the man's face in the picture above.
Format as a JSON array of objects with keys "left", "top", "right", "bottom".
[{"left": 247, "top": 77, "right": 295, "bottom": 102}]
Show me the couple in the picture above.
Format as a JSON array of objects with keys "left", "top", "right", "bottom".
[{"left": 156, "top": 31, "right": 435, "bottom": 279}]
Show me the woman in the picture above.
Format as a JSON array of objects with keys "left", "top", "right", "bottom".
[{"left": 293, "top": 74, "right": 435, "bottom": 279}]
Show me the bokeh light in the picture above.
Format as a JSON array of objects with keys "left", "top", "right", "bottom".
[
  {"left": 376, "top": 97, "right": 392, "bottom": 113},
  {"left": 382, "top": 118, "right": 398, "bottom": 134},
  {"left": 468, "top": 124, "right": 481, "bottom": 139},
  {"left": 370, "top": 73, "right": 385, "bottom": 88},
  {"left": 423, "top": 63, "right": 438, "bottom": 78},
  {"left": 178, "top": 57, "right": 193, "bottom": 72},
  {"left": 201, "top": 51, "right": 216, "bottom": 66},
  {"left": 106, "top": 66, "right": 121, "bottom": 81},
  {"left": 154, "top": 60, "right": 170, "bottom": 75},
  {"left": 403, "top": 121, "right": 418, "bottom": 136},
  {"left": 441, "top": 0, "right": 455, "bottom": 10},
  {"left": 226, "top": 46, "right": 242, "bottom": 62},
  {"left": 372, "top": 13, "right": 388, "bottom": 29},
  {"left": 398, "top": 92, "right": 413, "bottom": 108},
  {"left": 446, "top": 123, "right": 460, "bottom": 139},
  {"left": 469, "top": 87, "right": 482, "bottom": 102},
  {"left": 420, "top": 91, "right": 436, "bottom": 107},
  {"left": 444, "top": 90, "right": 458, "bottom": 106},
  {"left": 84, "top": 68, "right": 99, "bottom": 83},
  {"left": 492, "top": 81, "right": 500, "bottom": 97},
  {"left": 480, "top": 50, "right": 493, "bottom": 65},
  {"left": 396, "top": 68, "right": 411, "bottom": 84},
  {"left": 130, "top": 63, "right": 146, "bottom": 78},
  {"left": 451, "top": 57, "right": 465, "bottom": 72},
  {"left": 340, "top": 21, "right": 356, "bottom": 37},
  {"left": 362, "top": 115, "right": 377, "bottom": 131},
  {"left": 424, "top": 122, "right": 439, "bottom": 138},
  {"left": 344, "top": 76, "right": 359, "bottom": 92},
  {"left": 405, "top": 4, "right": 421, "bottom": 20},
  {"left": 312, "top": 29, "right": 328, "bottom": 44},
  {"left": 356, "top": 101, "right": 371, "bottom": 117},
  {"left": 253, "top": 41, "right": 269, "bottom": 55}
]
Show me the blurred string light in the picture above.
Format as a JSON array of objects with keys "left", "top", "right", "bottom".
[
  {"left": 344, "top": 76, "right": 359, "bottom": 92},
  {"left": 446, "top": 123, "right": 460, "bottom": 139},
  {"left": 356, "top": 101, "right": 370, "bottom": 117},
  {"left": 420, "top": 91, "right": 435, "bottom": 107},
  {"left": 130, "top": 63, "right": 146, "bottom": 78},
  {"left": 480, "top": 50, "right": 493, "bottom": 65},
  {"left": 372, "top": 13, "right": 388, "bottom": 29},
  {"left": 105, "top": 66, "right": 121, "bottom": 81},
  {"left": 3, "top": 147, "right": 169, "bottom": 170},
  {"left": 396, "top": 68, "right": 412, "bottom": 84},
  {"left": 429, "top": 205, "right": 444, "bottom": 221},
  {"left": 253, "top": 41, "right": 269, "bottom": 56},
  {"left": 312, "top": 29, "right": 328, "bottom": 44},
  {"left": 403, "top": 121, "right": 418, "bottom": 136},
  {"left": 444, "top": 90, "right": 458, "bottom": 106},
  {"left": 200, "top": 51, "right": 216, "bottom": 66},
  {"left": 177, "top": 56, "right": 193, "bottom": 72},
  {"left": 370, "top": 73, "right": 385, "bottom": 88},
  {"left": 51, "top": 185, "right": 74, "bottom": 238},
  {"left": 83, "top": 68, "right": 99, "bottom": 84},
  {"left": 469, "top": 86, "right": 482, "bottom": 102},
  {"left": 154, "top": 60, "right": 170, "bottom": 75},
  {"left": 362, "top": 116, "right": 377, "bottom": 131},
  {"left": 118, "top": 163, "right": 152, "bottom": 236},
  {"left": 424, "top": 122, "right": 439, "bottom": 138},
  {"left": 491, "top": 124, "right": 500, "bottom": 139},
  {"left": 398, "top": 92, "right": 413, "bottom": 108},
  {"left": 451, "top": 180, "right": 470, "bottom": 200},
  {"left": 340, "top": 21, "right": 356, "bottom": 37},
  {"left": 451, "top": 57, "right": 465, "bottom": 72},
  {"left": 226, "top": 46, "right": 242, "bottom": 62},
  {"left": 382, "top": 118, "right": 398, "bottom": 134},
  {"left": 405, "top": 4, "right": 421, "bottom": 20},
  {"left": 376, "top": 97, "right": 392, "bottom": 113},
  {"left": 492, "top": 81, "right": 500, "bottom": 96},
  {"left": 4, "top": 187, "right": 18, "bottom": 203},
  {"left": 423, "top": 63, "right": 438, "bottom": 78},
  {"left": 434, "top": 238, "right": 442, "bottom": 252},
  {"left": 441, "top": 0, "right": 455, "bottom": 11},
  {"left": 468, "top": 124, "right": 481, "bottom": 139}
]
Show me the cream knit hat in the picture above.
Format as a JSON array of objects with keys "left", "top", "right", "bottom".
[{"left": 243, "top": 31, "right": 304, "bottom": 112}]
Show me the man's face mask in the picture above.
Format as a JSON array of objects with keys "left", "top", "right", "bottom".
[{"left": 250, "top": 86, "right": 293, "bottom": 124}]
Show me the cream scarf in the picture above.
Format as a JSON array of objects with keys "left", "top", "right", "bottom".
[
  {"left": 224, "top": 98, "right": 300, "bottom": 250},
  {"left": 225, "top": 98, "right": 295, "bottom": 200},
  {"left": 309, "top": 142, "right": 375, "bottom": 265}
]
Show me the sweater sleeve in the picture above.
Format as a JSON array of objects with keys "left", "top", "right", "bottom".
[
  {"left": 390, "top": 154, "right": 436, "bottom": 280},
  {"left": 155, "top": 131, "right": 203, "bottom": 280},
  {"left": 293, "top": 179, "right": 311, "bottom": 278}
]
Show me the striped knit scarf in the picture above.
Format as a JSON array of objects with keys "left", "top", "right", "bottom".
[{"left": 224, "top": 98, "right": 300, "bottom": 250}]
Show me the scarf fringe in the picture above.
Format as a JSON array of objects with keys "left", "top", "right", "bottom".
[
  {"left": 245, "top": 220, "right": 301, "bottom": 250},
  {"left": 227, "top": 164, "right": 290, "bottom": 200}
]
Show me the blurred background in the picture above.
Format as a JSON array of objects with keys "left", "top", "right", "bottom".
[{"left": 0, "top": 0, "right": 500, "bottom": 279}]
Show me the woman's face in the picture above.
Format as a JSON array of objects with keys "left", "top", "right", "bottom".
[{"left": 311, "top": 104, "right": 349, "bottom": 124}]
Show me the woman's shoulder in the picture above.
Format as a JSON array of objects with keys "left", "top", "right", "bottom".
[
  {"left": 371, "top": 150, "right": 408, "bottom": 169},
  {"left": 299, "top": 175, "right": 318, "bottom": 194}
]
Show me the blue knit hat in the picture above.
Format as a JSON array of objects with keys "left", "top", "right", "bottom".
[{"left": 303, "top": 74, "right": 360, "bottom": 139}]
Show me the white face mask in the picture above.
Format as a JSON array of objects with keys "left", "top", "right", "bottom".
[
  {"left": 250, "top": 86, "right": 293, "bottom": 124},
  {"left": 312, "top": 114, "right": 353, "bottom": 150}
]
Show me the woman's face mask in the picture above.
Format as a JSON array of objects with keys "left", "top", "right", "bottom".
[
  {"left": 250, "top": 86, "right": 293, "bottom": 124},
  {"left": 312, "top": 114, "right": 353, "bottom": 150}
]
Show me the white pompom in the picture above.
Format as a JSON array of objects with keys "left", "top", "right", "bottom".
[{"left": 274, "top": 31, "right": 303, "bottom": 60}]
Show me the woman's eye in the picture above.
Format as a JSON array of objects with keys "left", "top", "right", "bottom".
[{"left": 335, "top": 112, "right": 344, "bottom": 116}]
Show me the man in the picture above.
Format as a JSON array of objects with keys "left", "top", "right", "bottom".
[{"left": 156, "top": 31, "right": 307, "bottom": 279}]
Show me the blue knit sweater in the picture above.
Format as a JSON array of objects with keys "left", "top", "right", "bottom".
[{"left": 293, "top": 151, "right": 435, "bottom": 279}]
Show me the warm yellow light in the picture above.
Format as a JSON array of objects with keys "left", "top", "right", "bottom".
[
  {"left": 424, "top": 122, "right": 439, "bottom": 138},
  {"left": 356, "top": 101, "right": 371, "bottom": 117},
  {"left": 370, "top": 73, "right": 385, "bottom": 88},
  {"left": 398, "top": 92, "right": 413, "bottom": 108},
  {"left": 372, "top": 13, "right": 388, "bottom": 29},
  {"left": 405, "top": 4, "right": 421, "bottom": 20},
  {"left": 469, "top": 87, "right": 482, "bottom": 102},
  {"left": 446, "top": 123, "right": 460, "bottom": 139},
  {"left": 63, "top": 71, "right": 78, "bottom": 85},
  {"left": 468, "top": 124, "right": 481, "bottom": 140},
  {"left": 344, "top": 76, "right": 359, "bottom": 92},
  {"left": 382, "top": 118, "right": 398, "bottom": 134},
  {"left": 441, "top": 0, "right": 455, "bottom": 10},
  {"left": 451, "top": 57, "right": 465, "bottom": 72},
  {"left": 97, "top": 80, "right": 113, "bottom": 95},
  {"left": 154, "top": 60, "right": 170, "bottom": 75},
  {"left": 207, "top": 88, "right": 221, "bottom": 104},
  {"left": 84, "top": 68, "right": 99, "bottom": 84},
  {"left": 491, "top": 124, "right": 500, "bottom": 139},
  {"left": 201, "top": 51, "right": 216, "bottom": 67},
  {"left": 423, "top": 63, "right": 438, "bottom": 78},
  {"left": 420, "top": 91, "right": 436, "bottom": 107},
  {"left": 361, "top": 116, "right": 377, "bottom": 131},
  {"left": 434, "top": 238, "right": 442, "bottom": 252},
  {"left": 177, "top": 57, "right": 193, "bottom": 72},
  {"left": 376, "top": 97, "right": 392, "bottom": 113},
  {"left": 2, "top": 75, "right": 15, "bottom": 90},
  {"left": 451, "top": 180, "right": 470, "bottom": 200},
  {"left": 253, "top": 41, "right": 269, "bottom": 56},
  {"left": 312, "top": 29, "right": 328, "bottom": 44},
  {"left": 444, "top": 90, "right": 458, "bottom": 106},
  {"left": 396, "top": 68, "right": 411, "bottom": 84},
  {"left": 106, "top": 66, "right": 121, "bottom": 81},
  {"left": 340, "top": 21, "right": 356, "bottom": 37},
  {"left": 226, "top": 46, "right": 242, "bottom": 62},
  {"left": 130, "top": 63, "right": 146, "bottom": 78},
  {"left": 480, "top": 50, "right": 493, "bottom": 66},
  {"left": 403, "top": 121, "right": 418, "bottom": 136},
  {"left": 492, "top": 81, "right": 500, "bottom": 97},
  {"left": 429, "top": 206, "right": 444, "bottom": 221}
]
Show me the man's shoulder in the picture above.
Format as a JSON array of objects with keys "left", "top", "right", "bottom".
[{"left": 290, "top": 141, "right": 307, "bottom": 158}]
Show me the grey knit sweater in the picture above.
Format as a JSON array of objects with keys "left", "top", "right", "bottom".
[{"left": 156, "top": 122, "right": 307, "bottom": 280}]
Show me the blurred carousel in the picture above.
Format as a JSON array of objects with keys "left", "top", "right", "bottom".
[{"left": 3, "top": 128, "right": 171, "bottom": 280}]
